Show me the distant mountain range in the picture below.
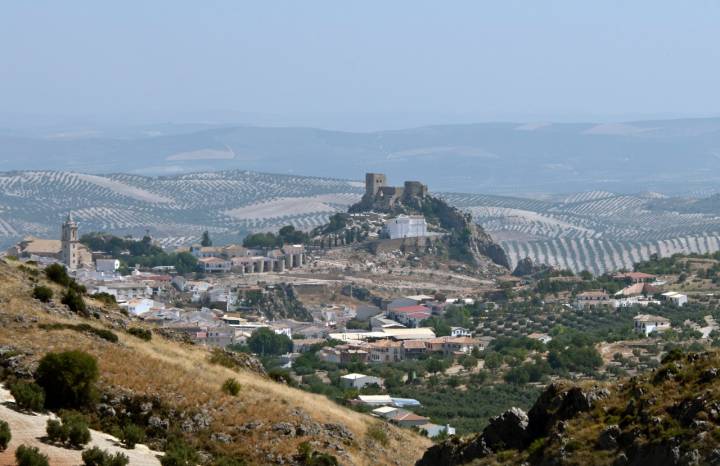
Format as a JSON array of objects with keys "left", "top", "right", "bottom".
[
  {"left": 1, "top": 170, "right": 719, "bottom": 274},
  {"left": 2, "top": 117, "right": 720, "bottom": 194}
]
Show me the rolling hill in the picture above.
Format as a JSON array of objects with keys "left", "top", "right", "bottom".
[
  {"left": 1, "top": 170, "right": 719, "bottom": 274},
  {"left": 2, "top": 117, "right": 720, "bottom": 194}
]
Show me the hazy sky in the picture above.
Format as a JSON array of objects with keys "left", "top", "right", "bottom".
[{"left": 2, "top": 1, "right": 720, "bottom": 130}]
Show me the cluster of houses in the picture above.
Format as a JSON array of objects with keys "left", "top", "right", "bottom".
[
  {"left": 186, "top": 243, "right": 306, "bottom": 274},
  {"left": 318, "top": 335, "right": 488, "bottom": 364},
  {"left": 567, "top": 271, "right": 690, "bottom": 338},
  {"left": 574, "top": 272, "right": 687, "bottom": 311}
]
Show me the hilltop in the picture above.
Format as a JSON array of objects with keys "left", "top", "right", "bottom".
[
  {"left": 0, "top": 258, "right": 431, "bottom": 465},
  {"left": 347, "top": 175, "right": 509, "bottom": 269}
]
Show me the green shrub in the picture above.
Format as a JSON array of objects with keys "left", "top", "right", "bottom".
[
  {"left": 10, "top": 381, "right": 46, "bottom": 411},
  {"left": 91, "top": 292, "right": 117, "bottom": 306},
  {"left": 46, "top": 413, "right": 91, "bottom": 447},
  {"left": 38, "top": 323, "right": 118, "bottom": 343},
  {"left": 221, "top": 378, "right": 241, "bottom": 396},
  {"left": 63, "top": 413, "right": 91, "bottom": 447},
  {"left": 160, "top": 437, "right": 200, "bottom": 466},
  {"left": 212, "top": 457, "right": 247, "bottom": 466},
  {"left": 365, "top": 424, "right": 388, "bottom": 446},
  {"left": 45, "top": 263, "right": 70, "bottom": 286},
  {"left": 296, "top": 441, "right": 339, "bottom": 466},
  {"left": 82, "top": 446, "right": 130, "bottom": 466},
  {"left": 15, "top": 444, "right": 50, "bottom": 466},
  {"left": 62, "top": 288, "right": 87, "bottom": 315},
  {"left": 128, "top": 327, "right": 152, "bottom": 341},
  {"left": 120, "top": 423, "right": 145, "bottom": 449},
  {"left": 75, "top": 324, "right": 118, "bottom": 343},
  {"left": 35, "top": 350, "right": 99, "bottom": 410},
  {"left": 46, "top": 419, "right": 68, "bottom": 443},
  {"left": 0, "top": 419, "right": 11, "bottom": 451},
  {"left": 32, "top": 285, "right": 53, "bottom": 303}
]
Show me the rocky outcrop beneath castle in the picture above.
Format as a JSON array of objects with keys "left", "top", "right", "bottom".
[{"left": 350, "top": 179, "right": 510, "bottom": 269}]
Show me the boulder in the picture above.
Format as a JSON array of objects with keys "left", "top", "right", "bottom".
[
  {"left": 483, "top": 407, "right": 529, "bottom": 450},
  {"left": 597, "top": 425, "right": 621, "bottom": 450},
  {"left": 527, "top": 383, "right": 609, "bottom": 439}
]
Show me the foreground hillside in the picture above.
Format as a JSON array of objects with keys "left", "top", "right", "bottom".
[
  {"left": 418, "top": 349, "right": 720, "bottom": 466},
  {"left": 0, "top": 259, "right": 430, "bottom": 465}
]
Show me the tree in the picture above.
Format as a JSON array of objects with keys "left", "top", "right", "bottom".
[
  {"left": 484, "top": 352, "right": 503, "bottom": 373},
  {"left": 460, "top": 355, "right": 478, "bottom": 371},
  {"left": 425, "top": 357, "right": 448, "bottom": 374},
  {"left": 36, "top": 350, "right": 99, "bottom": 409},
  {"left": 247, "top": 328, "right": 292, "bottom": 356},
  {"left": 504, "top": 366, "right": 530, "bottom": 385},
  {"left": 33, "top": 285, "right": 53, "bottom": 303},
  {"left": 0, "top": 420, "right": 10, "bottom": 451},
  {"left": 242, "top": 232, "right": 280, "bottom": 248},
  {"left": 421, "top": 317, "right": 451, "bottom": 337},
  {"left": 201, "top": 231, "right": 212, "bottom": 247},
  {"left": 15, "top": 445, "right": 49, "bottom": 466},
  {"left": 278, "top": 225, "right": 309, "bottom": 245}
]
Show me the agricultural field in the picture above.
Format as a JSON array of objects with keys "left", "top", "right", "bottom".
[
  {"left": 0, "top": 170, "right": 364, "bottom": 249},
  {"left": 441, "top": 191, "right": 720, "bottom": 274},
  {"left": 1, "top": 170, "right": 719, "bottom": 275}
]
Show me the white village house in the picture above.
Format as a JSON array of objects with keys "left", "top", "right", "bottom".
[
  {"left": 633, "top": 314, "right": 671, "bottom": 336},
  {"left": 340, "top": 373, "right": 384, "bottom": 389}
]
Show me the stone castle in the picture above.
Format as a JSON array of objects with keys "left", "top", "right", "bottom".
[{"left": 363, "top": 173, "right": 428, "bottom": 209}]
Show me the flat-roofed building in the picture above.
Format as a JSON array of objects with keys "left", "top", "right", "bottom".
[
  {"left": 340, "top": 373, "right": 384, "bottom": 389},
  {"left": 661, "top": 291, "right": 688, "bottom": 307},
  {"left": 382, "top": 215, "right": 429, "bottom": 239}
]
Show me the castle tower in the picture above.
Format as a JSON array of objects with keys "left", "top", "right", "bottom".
[
  {"left": 365, "top": 173, "right": 386, "bottom": 197},
  {"left": 61, "top": 213, "right": 79, "bottom": 269}
]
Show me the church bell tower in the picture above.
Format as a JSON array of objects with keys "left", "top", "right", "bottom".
[{"left": 61, "top": 213, "right": 79, "bottom": 269}]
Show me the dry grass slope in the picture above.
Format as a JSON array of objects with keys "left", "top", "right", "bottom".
[{"left": 0, "top": 259, "right": 431, "bottom": 465}]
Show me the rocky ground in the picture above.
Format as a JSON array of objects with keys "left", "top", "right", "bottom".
[{"left": 417, "top": 350, "right": 720, "bottom": 466}]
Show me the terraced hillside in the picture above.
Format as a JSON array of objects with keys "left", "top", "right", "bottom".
[
  {"left": 0, "top": 170, "right": 364, "bottom": 249},
  {"left": 442, "top": 191, "right": 720, "bottom": 274},
  {"left": 1, "top": 171, "right": 718, "bottom": 274}
]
